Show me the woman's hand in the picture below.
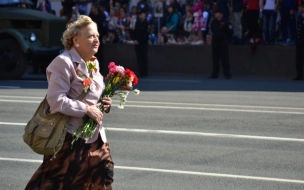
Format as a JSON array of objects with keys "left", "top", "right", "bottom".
[
  {"left": 86, "top": 103, "right": 103, "bottom": 125},
  {"left": 102, "top": 97, "right": 112, "bottom": 113}
]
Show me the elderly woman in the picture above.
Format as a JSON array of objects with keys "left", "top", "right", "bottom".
[{"left": 25, "top": 15, "right": 114, "bottom": 190}]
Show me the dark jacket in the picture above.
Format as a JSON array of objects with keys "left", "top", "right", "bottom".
[
  {"left": 211, "top": 17, "right": 233, "bottom": 42},
  {"left": 281, "top": 0, "right": 298, "bottom": 10},
  {"left": 89, "top": 12, "right": 107, "bottom": 37},
  {"left": 296, "top": 15, "right": 304, "bottom": 47},
  {"left": 134, "top": 18, "right": 149, "bottom": 45}
]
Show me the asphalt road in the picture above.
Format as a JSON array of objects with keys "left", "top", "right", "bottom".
[{"left": 0, "top": 77, "right": 304, "bottom": 190}]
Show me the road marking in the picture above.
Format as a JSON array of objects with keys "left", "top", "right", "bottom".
[
  {"left": 0, "top": 95, "right": 303, "bottom": 111},
  {"left": 0, "top": 157, "right": 303, "bottom": 184},
  {"left": 0, "top": 95, "right": 44, "bottom": 99},
  {"left": 126, "top": 101, "right": 304, "bottom": 111},
  {"left": 0, "top": 99, "right": 40, "bottom": 103},
  {"left": 0, "top": 99, "right": 304, "bottom": 114},
  {"left": 124, "top": 105, "right": 304, "bottom": 115},
  {"left": 0, "top": 86, "right": 20, "bottom": 89},
  {"left": 1, "top": 122, "right": 303, "bottom": 142},
  {"left": 108, "top": 127, "right": 304, "bottom": 142},
  {"left": 141, "top": 79, "right": 201, "bottom": 83}
]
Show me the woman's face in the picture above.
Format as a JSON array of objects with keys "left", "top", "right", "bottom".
[
  {"left": 74, "top": 23, "right": 100, "bottom": 58},
  {"left": 168, "top": 7, "right": 173, "bottom": 13}
]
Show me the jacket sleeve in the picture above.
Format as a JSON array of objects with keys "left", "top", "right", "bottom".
[
  {"left": 172, "top": 14, "right": 179, "bottom": 28},
  {"left": 46, "top": 56, "right": 88, "bottom": 118}
]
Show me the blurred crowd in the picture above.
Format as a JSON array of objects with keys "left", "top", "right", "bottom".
[{"left": 23, "top": 0, "right": 304, "bottom": 46}]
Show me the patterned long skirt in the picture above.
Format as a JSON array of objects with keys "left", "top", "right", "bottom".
[{"left": 25, "top": 133, "right": 114, "bottom": 190}]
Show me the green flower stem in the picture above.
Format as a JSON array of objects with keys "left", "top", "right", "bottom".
[{"left": 71, "top": 78, "right": 129, "bottom": 147}]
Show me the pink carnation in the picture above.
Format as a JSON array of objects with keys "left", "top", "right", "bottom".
[{"left": 108, "top": 62, "right": 116, "bottom": 73}]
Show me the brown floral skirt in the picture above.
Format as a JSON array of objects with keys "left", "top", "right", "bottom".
[{"left": 25, "top": 133, "right": 114, "bottom": 190}]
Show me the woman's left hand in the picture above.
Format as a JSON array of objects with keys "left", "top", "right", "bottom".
[{"left": 102, "top": 97, "right": 112, "bottom": 113}]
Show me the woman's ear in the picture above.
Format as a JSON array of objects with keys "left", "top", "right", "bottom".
[{"left": 72, "top": 36, "right": 78, "bottom": 46}]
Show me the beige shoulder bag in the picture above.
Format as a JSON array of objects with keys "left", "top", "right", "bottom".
[{"left": 23, "top": 91, "right": 87, "bottom": 158}]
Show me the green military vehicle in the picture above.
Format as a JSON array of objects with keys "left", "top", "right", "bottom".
[{"left": 0, "top": 0, "right": 66, "bottom": 79}]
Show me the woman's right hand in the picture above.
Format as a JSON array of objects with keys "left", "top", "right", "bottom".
[{"left": 86, "top": 103, "right": 103, "bottom": 125}]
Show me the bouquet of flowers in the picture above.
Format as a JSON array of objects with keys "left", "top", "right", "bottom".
[{"left": 71, "top": 62, "right": 139, "bottom": 145}]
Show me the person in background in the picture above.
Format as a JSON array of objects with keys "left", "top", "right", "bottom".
[
  {"left": 246, "top": 0, "right": 260, "bottom": 43},
  {"left": 129, "top": 6, "right": 137, "bottom": 30},
  {"left": 89, "top": 3, "right": 107, "bottom": 73},
  {"left": 230, "top": 0, "right": 243, "bottom": 43},
  {"left": 260, "top": 0, "right": 279, "bottom": 45},
  {"left": 293, "top": 2, "right": 304, "bottom": 80},
  {"left": 280, "top": 0, "right": 298, "bottom": 45},
  {"left": 70, "top": 6, "right": 81, "bottom": 22},
  {"left": 108, "top": 8, "right": 118, "bottom": 30},
  {"left": 208, "top": 8, "right": 233, "bottom": 79},
  {"left": 134, "top": 10, "right": 149, "bottom": 77},
  {"left": 105, "top": 30, "right": 120, "bottom": 43},
  {"left": 75, "top": 0, "right": 88, "bottom": 15},
  {"left": 158, "top": 26, "right": 169, "bottom": 44},
  {"left": 98, "top": 3, "right": 110, "bottom": 30},
  {"left": 184, "top": 10, "right": 194, "bottom": 33},
  {"left": 136, "top": 0, "right": 150, "bottom": 13},
  {"left": 215, "top": 0, "right": 230, "bottom": 19},
  {"left": 61, "top": 0, "right": 76, "bottom": 21},
  {"left": 110, "top": 0, "right": 122, "bottom": 18},
  {"left": 37, "top": 0, "right": 52, "bottom": 13},
  {"left": 191, "top": 0, "right": 204, "bottom": 41},
  {"left": 116, "top": 8, "right": 128, "bottom": 30},
  {"left": 165, "top": 5, "right": 179, "bottom": 34}
]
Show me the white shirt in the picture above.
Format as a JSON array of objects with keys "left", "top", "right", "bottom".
[{"left": 263, "top": 0, "right": 276, "bottom": 10}]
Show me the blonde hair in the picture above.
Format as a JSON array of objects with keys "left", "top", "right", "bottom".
[{"left": 61, "top": 15, "right": 96, "bottom": 50}]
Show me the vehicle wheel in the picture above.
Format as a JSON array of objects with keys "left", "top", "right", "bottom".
[{"left": 0, "top": 39, "right": 28, "bottom": 79}]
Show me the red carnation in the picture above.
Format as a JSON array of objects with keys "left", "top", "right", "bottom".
[{"left": 124, "top": 69, "right": 138, "bottom": 86}]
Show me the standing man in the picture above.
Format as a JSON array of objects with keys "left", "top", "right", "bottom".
[
  {"left": 293, "top": 2, "right": 304, "bottom": 80},
  {"left": 208, "top": 9, "right": 233, "bottom": 79},
  {"left": 134, "top": 10, "right": 149, "bottom": 77},
  {"left": 280, "top": 0, "right": 298, "bottom": 45}
]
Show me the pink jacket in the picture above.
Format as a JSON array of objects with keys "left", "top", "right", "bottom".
[{"left": 46, "top": 47, "right": 105, "bottom": 143}]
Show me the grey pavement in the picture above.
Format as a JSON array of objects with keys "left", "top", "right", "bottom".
[{"left": 0, "top": 77, "right": 304, "bottom": 190}]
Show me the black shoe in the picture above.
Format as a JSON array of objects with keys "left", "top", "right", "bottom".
[
  {"left": 208, "top": 75, "right": 218, "bottom": 79},
  {"left": 292, "top": 76, "right": 303, "bottom": 81}
]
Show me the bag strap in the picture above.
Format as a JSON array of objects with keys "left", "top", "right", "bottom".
[{"left": 76, "top": 90, "right": 88, "bottom": 101}]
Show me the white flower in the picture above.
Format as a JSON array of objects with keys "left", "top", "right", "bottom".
[
  {"left": 133, "top": 89, "right": 140, "bottom": 95},
  {"left": 126, "top": 81, "right": 132, "bottom": 88},
  {"left": 116, "top": 66, "right": 125, "bottom": 74},
  {"left": 117, "top": 104, "right": 124, "bottom": 109}
]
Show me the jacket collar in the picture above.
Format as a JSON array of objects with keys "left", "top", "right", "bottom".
[{"left": 68, "top": 47, "right": 90, "bottom": 78}]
